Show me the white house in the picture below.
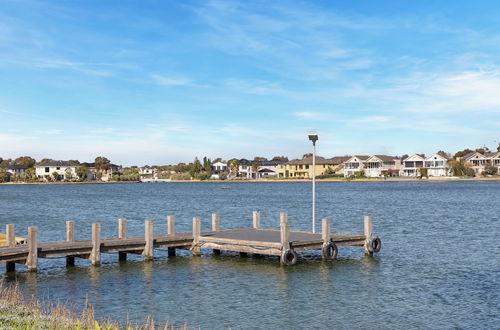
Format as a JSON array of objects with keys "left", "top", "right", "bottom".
[
  {"left": 343, "top": 156, "right": 369, "bottom": 177},
  {"left": 401, "top": 154, "right": 425, "bottom": 177},
  {"left": 253, "top": 160, "right": 285, "bottom": 179},
  {"left": 139, "top": 166, "right": 158, "bottom": 178},
  {"left": 363, "top": 155, "right": 401, "bottom": 177},
  {"left": 0, "top": 164, "right": 28, "bottom": 176},
  {"left": 425, "top": 153, "right": 451, "bottom": 177},
  {"left": 35, "top": 161, "right": 79, "bottom": 180},
  {"left": 490, "top": 152, "right": 500, "bottom": 171},
  {"left": 462, "top": 152, "right": 489, "bottom": 175},
  {"left": 212, "top": 161, "right": 228, "bottom": 173},
  {"left": 238, "top": 159, "right": 252, "bottom": 178}
]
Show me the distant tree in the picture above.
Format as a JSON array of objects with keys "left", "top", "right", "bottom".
[
  {"left": 68, "top": 160, "right": 80, "bottom": 165},
  {"left": 271, "top": 156, "right": 289, "bottom": 162},
  {"left": 497, "top": 143, "right": 500, "bottom": 152},
  {"left": 37, "top": 158, "right": 54, "bottom": 165},
  {"left": 251, "top": 161, "right": 260, "bottom": 178},
  {"left": 253, "top": 156, "right": 268, "bottom": 162},
  {"left": 419, "top": 167, "right": 428, "bottom": 178},
  {"left": 0, "top": 157, "right": 2, "bottom": 163},
  {"left": 454, "top": 149, "right": 474, "bottom": 159},
  {"left": 0, "top": 168, "right": 11, "bottom": 182},
  {"left": 400, "top": 154, "right": 409, "bottom": 161},
  {"left": 475, "top": 147, "right": 490, "bottom": 154},
  {"left": 213, "top": 158, "right": 222, "bottom": 163},
  {"left": 13, "top": 156, "right": 36, "bottom": 168},
  {"left": 228, "top": 159, "right": 240, "bottom": 177},
  {"left": 218, "top": 172, "right": 228, "bottom": 180},
  {"left": 95, "top": 156, "right": 111, "bottom": 171},
  {"left": 25, "top": 168, "right": 36, "bottom": 181},
  {"left": 202, "top": 157, "right": 212, "bottom": 172},
  {"left": 483, "top": 163, "right": 498, "bottom": 176},
  {"left": 76, "top": 166, "right": 88, "bottom": 180},
  {"left": 0, "top": 158, "right": 12, "bottom": 165},
  {"left": 437, "top": 151, "right": 452, "bottom": 159},
  {"left": 302, "top": 153, "right": 313, "bottom": 159},
  {"left": 189, "top": 157, "right": 203, "bottom": 178},
  {"left": 52, "top": 171, "right": 60, "bottom": 181}
]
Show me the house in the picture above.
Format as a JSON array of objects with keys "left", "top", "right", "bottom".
[
  {"left": 80, "top": 162, "right": 121, "bottom": 180},
  {"left": 0, "top": 164, "right": 28, "bottom": 176},
  {"left": 363, "top": 155, "right": 402, "bottom": 177},
  {"left": 138, "top": 166, "right": 158, "bottom": 178},
  {"left": 490, "top": 152, "right": 500, "bottom": 171},
  {"left": 212, "top": 161, "right": 228, "bottom": 173},
  {"left": 278, "top": 156, "right": 337, "bottom": 178},
  {"left": 35, "top": 161, "right": 79, "bottom": 180},
  {"left": 401, "top": 154, "right": 425, "bottom": 177},
  {"left": 253, "top": 160, "right": 286, "bottom": 179},
  {"left": 326, "top": 156, "right": 351, "bottom": 175},
  {"left": 462, "top": 152, "right": 489, "bottom": 175},
  {"left": 424, "top": 153, "right": 452, "bottom": 177},
  {"left": 238, "top": 159, "right": 252, "bottom": 178},
  {"left": 343, "top": 156, "right": 369, "bottom": 177}
]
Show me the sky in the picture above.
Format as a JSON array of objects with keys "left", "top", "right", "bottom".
[{"left": 1, "top": 0, "right": 499, "bottom": 166}]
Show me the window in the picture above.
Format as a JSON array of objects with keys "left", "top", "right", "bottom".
[
  {"left": 305, "top": 165, "right": 309, "bottom": 169},
  {"left": 45, "top": 167, "right": 49, "bottom": 173},
  {"left": 56, "top": 167, "right": 60, "bottom": 170}
]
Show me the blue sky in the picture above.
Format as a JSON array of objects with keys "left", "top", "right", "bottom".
[{"left": 1, "top": 0, "right": 499, "bottom": 165}]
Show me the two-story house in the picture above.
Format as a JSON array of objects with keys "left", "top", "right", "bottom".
[
  {"left": 278, "top": 156, "right": 338, "bottom": 178},
  {"left": 425, "top": 153, "right": 452, "bottom": 177},
  {"left": 401, "top": 154, "right": 425, "bottom": 177},
  {"left": 462, "top": 152, "right": 489, "bottom": 175},
  {"left": 35, "top": 161, "right": 79, "bottom": 180},
  {"left": 343, "top": 156, "right": 369, "bottom": 178},
  {"left": 363, "top": 155, "right": 402, "bottom": 177}
]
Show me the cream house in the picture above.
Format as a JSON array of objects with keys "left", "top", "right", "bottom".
[
  {"left": 463, "top": 152, "right": 489, "bottom": 175},
  {"left": 425, "top": 153, "right": 451, "bottom": 177},
  {"left": 35, "top": 161, "right": 79, "bottom": 180},
  {"left": 401, "top": 154, "right": 425, "bottom": 177},
  {"left": 490, "top": 152, "right": 500, "bottom": 171},
  {"left": 343, "top": 156, "right": 369, "bottom": 177},
  {"left": 363, "top": 155, "right": 402, "bottom": 177}
]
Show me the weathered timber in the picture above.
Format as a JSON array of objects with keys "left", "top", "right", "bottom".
[
  {"left": 6, "top": 224, "right": 15, "bottom": 272},
  {"left": 118, "top": 218, "right": 127, "bottom": 261},
  {"left": 143, "top": 220, "right": 154, "bottom": 260},
  {"left": 253, "top": 211, "right": 261, "bottom": 229},
  {"left": 167, "top": 216, "right": 177, "bottom": 256},
  {"left": 364, "top": 215, "right": 373, "bottom": 256},
  {"left": 192, "top": 217, "right": 201, "bottom": 256},
  {"left": 26, "top": 226, "right": 37, "bottom": 272},
  {"left": 66, "top": 220, "right": 75, "bottom": 266},
  {"left": 90, "top": 223, "right": 101, "bottom": 266}
]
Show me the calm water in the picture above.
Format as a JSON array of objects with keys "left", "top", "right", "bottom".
[{"left": 0, "top": 182, "right": 499, "bottom": 329}]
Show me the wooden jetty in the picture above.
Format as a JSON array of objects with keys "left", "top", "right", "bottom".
[{"left": 0, "top": 212, "right": 381, "bottom": 272}]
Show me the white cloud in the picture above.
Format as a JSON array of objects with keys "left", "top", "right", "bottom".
[
  {"left": 151, "top": 74, "right": 192, "bottom": 87},
  {"left": 225, "top": 79, "right": 287, "bottom": 95}
]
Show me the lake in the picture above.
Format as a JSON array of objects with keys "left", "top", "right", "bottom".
[{"left": 0, "top": 181, "right": 499, "bottom": 329}]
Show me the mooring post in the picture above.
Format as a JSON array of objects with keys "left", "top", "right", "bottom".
[
  {"left": 212, "top": 213, "right": 220, "bottom": 232},
  {"left": 66, "top": 220, "right": 75, "bottom": 266},
  {"left": 26, "top": 226, "right": 38, "bottom": 272},
  {"left": 90, "top": 223, "right": 101, "bottom": 266},
  {"left": 192, "top": 217, "right": 201, "bottom": 256},
  {"left": 143, "top": 220, "right": 154, "bottom": 261},
  {"left": 167, "top": 216, "right": 176, "bottom": 257},
  {"left": 364, "top": 215, "right": 373, "bottom": 256},
  {"left": 6, "top": 224, "right": 16, "bottom": 272},
  {"left": 322, "top": 218, "right": 331, "bottom": 245},
  {"left": 253, "top": 211, "right": 261, "bottom": 229},
  {"left": 280, "top": 212, "right": 290, "bottom": 250},
  {"left": 118, "top": 218, "right": 127, "bottom": 261}
]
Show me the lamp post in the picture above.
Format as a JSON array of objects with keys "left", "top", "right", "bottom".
[{"left": 308, "top": 133, "right": 318, "bottom": 233}]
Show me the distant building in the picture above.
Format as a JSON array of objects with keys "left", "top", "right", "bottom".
[
  {"left": 238, "top": 159, "right": 252, "bottom": 178},
  {"left": 138, "top": 166, "right": 158, "bottom": 178},
  {"left": 425, "top": 153, "right": 452, "bottom": 177},
  {"left": 35, "top": 161, "right": 79, "bottom": 180},
  {"left": 253, "top": 160, "right": 286, "bottom": 179},
  {"left": 0, "top": 164, "right": 28, "bottom": 176},
  {"left": 278, "top": 156, "right": 338, "bottom": 178},
  {"left": 343, "top": 156, "right": 370, "bottom": 178},
  {"left": 401, "top": 154, "right": 425, "bottom": 177},
  {"left": 211, "top": 161, "right": 228, "bottom": 173}
]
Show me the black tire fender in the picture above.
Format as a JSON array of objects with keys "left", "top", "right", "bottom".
[
  {"left": 322, "top": 242, "right": 338, "bottom": 260},
  {"left": 367, "top": 237, "right": 382, "bottom": 253},
  {"left": 281, "top": 249, "right": 298, "bottom": 266}
]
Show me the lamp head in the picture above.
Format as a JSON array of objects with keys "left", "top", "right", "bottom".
[{"left": 308, "top": 133, "right": 318, "bottom": 143}]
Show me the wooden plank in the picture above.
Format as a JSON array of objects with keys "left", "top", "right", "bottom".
[
  {"left": 192, "top": 217, "right": 201, "bottom": 256},
  {"left": 198, "top": 235, "right": 282, "bottom": 248},
  {"left": 90, "top": 223, "right": 101, "bottom": 266},
  {"left": 253, "top": 211, "right": 261, "bottom": 229},
  {"left": 280, "top": 212, "right": 290, "bottom": 250},
  {"left": 6, "top": 224, "right": 15, "bottom": 247},
  {"left": 26, "top": 226, "right": 38, "bottom": 272},
  {"left": 143, "top": 220, "right": 154, "bottom": 260},
  {"left": 322, "top": 218, "right": 331, "bottom": 244},
  {"left": 212, "top": 213, "right": 220, "bottom": 232},
  {"left": 200, "top": 242, "right": 282, "bottom": 256},
  {"left": 66, "top": 220, "right": 75, "bottom": 266},
  {"left": 118, "top": 218, "right": 127, "bottom": 239}
]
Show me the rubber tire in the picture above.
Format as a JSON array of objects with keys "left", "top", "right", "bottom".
[
  {"left": 281, "top": 249, "right": 298, "bottom": 266},
  {"left": 322, "top": 242, "right": 338, "bottom": 260},
  {"left": 367, "top": 237, "right": 382, "bottom": 253}
]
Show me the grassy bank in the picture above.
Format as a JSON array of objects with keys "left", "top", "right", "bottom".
[{"left": 0, "top": 281, "right": 190, "bottom": 330}]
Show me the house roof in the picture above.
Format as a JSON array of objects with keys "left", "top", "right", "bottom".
[
  {"left": 239, "top": 159, "right": 252, "bottom": 165},
  {"left": 327, "top": 156, "right": 351, "bottom": 164},
  {"left": 0, "top": 164, "right": 28, "bottom": 170},
  {"left": 463, "top": 152, "right": 487, "bottom": 160},
  {"left": 258, "top": 168, "right": 275, "bottom": 173},
  {"left": 36, "top": 160, "right": 78, "bottom": 167},
  {"left": 403, "top": 154, "right": 426, "bottom": 161},
  {"left": 260, "top": 160, "right": 286, "bottom": 166},
  {"left": 372, "top": 155, "right": 399, "bottom": 162},
  {"left": 287, "top": 156, "right": 335, "bottom": 165},
  {"left": 346, "top": 155, "right": 370, "bottom": 162}
]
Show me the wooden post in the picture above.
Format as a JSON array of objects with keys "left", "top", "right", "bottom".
[
  {"left": 364, "top": 215, "right": 373, "bottom": 255},
  {"left": 167, "top": 216, "right": 176, "bottom": 257},
  {"left": 280, "top": 212, "right": 290, "bottom": 250},
  {"left": 212, "top": 213, "right": 220, "bottom": 232},
  {"left": 253, "top": 211, "right": 261, "bottom": 229},
  {"left": 143, "top": 220, "right": 154, "bottom": 261},
  {"left": 118, "top": 218, "right": 127, "bottom": 261},
  {"left": 167, "top": 216, "right": 176, "bottom": 235},
  {"left": 66, "top": 220, "right": 75, "bottom": 266},
  {"left": 192, "top": 217, "right": 201, "bottom": 256},
  {"left": 6, "top": 224, "right": 15, "bottom": 272},
  {"left": 322, "top": 218, "right": 331, "bottom": 245},
  {"left": 90, "top": 223, "right": 101, "bottom": 266},
  {"left": 26, "top": 226, "right": 38, "bottom": 272}
]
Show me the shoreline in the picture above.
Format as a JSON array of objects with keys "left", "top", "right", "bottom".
[{"left": 1, "top": 176, "right": 499, "bottom": 185}]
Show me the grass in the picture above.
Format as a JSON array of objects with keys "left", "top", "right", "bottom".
[{"left": 0, "top": 281, "right": 192, "bottom": 330}]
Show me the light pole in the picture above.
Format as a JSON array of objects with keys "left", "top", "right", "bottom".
[{"left": 308, "top": 133, "right": 318, "bottom": 233}]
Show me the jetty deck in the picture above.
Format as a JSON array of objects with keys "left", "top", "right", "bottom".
[{"left": 0, "top": 212, "right": 381, "bottom": 272}]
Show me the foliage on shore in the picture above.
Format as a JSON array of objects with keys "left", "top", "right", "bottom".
[{"left": 0, "top": 281, "right": 191, "bottom": 330}]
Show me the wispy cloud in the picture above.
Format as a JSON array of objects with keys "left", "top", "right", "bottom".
[
  {"left": 151, "top": 74, "right": 192, "bottom": 87},
  {"left": 225, "top": 79, "right": 287, "bottom": 95}
]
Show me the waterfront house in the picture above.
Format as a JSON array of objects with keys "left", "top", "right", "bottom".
[
  {"left": 462, "top": 152, "right": 489, "bottom": 175},
  {"left": 278, "top": 156, "right": 337, "bottom": 178},
  {"left": 138, "top": 166, "right": 158, "bottom": 178},
  {"left": 424, "top": 153, "right": 452, "bottom": 177},
  {"left": 490, "top": 152, "right": 500, "bottom": 171},
  {"left": 326, "top": 156, "right": 351, "bottom": 175},
  {"left": 238, "top": 159, "right": 252, "bottom": 178},
  {"left": 363, "top": 155, "right": 402, "bottom": 177},
  {"left": 35, "top": 161, "right": 79, "bottom": 180},
  {"left": 254, "top": 160, "right": 285, "bottom": 179},
  {"left": 343, "top": 156, "right": 369, "bottom": 177},
  {"left": 0, "top": 164, "right": 28, "bottom": 176},
  {"left": 401, "top": 154, "right": 425, "bottom": 177}
]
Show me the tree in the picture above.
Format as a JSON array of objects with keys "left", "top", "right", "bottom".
[
  {"left": 475, "top": 147, "right": 490, "bottom": 154},
  {"left": 76, "top": 166, "right": 88, "bottom": 180},
  {"left": 202, "top": 157, "right": 212, "bottom": 172},
  {"left": 228, "top": 159, "right": 240, "bottom": 177},
  {"left": 251, "top": 161, "right": 260, "bottom": 178},
  {"left": 68, "top": 160, "right": 80, "bottom": 165},
  {"left": 37, "top": 158, "right": 54, "bottom": 165},
  {"left": 253, "top": 156, "right": 268, "bottom": 162},
  {"left": 419, "top": 167, "right": 428, "bottom": 178},
  {"left": 302, "top": 153, "right": 313, "bottom": 159},
  {"left": 13, "top": 156, "right": 36, "bottom": 168},
  {"left": 437, "top": 151, "right": 451, "bottom": 159},
  {"left": 189, "top": 157, "right": 203, "bottom": 178},
  {"left": 483, "top": 163, "right": 498, "bottom": 176},
  {"left": 0, "top": 158, "right": 12, "bottom": 165},
  {"left": 25, "top": 168, "right": 36, "bottom": 181},
  {"left": 213, "top": 158, "right": 222, "bottom": 163},
  {"left": 95, "top": 156, "right": 111, "bottom": 171},
  {"left": 400, "top": 154, "right": 409, "bottom": 161},
  {"left": 271, "top": 156, "right": 289, "bottom": 162},
  {"left": 52, "top": 171, "right": 60, "bottom": 181},
  {"left": 454, "top": 149, "right": 474, "bottom": 159},
  {"left": 497, "top": 143, "right": 500, "bottom": 152},
  {"left": 0, "top": 168, "right": 11, "bottom": 182}
]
